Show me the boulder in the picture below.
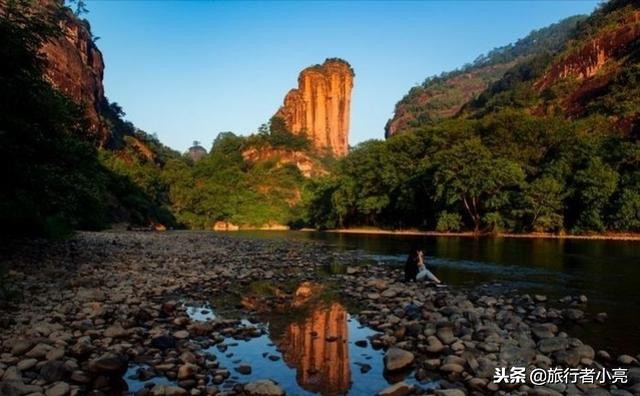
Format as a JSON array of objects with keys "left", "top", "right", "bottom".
[{"left": 384, "top": 348, "right": 414, "bottom": 371}]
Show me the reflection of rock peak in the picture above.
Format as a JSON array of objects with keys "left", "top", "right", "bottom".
[
  {"left": 280, "top": 303, "right": 350, "bottom": 395},
  {"left": 275, "top": 59, "right": 354, "bottom": 157}
]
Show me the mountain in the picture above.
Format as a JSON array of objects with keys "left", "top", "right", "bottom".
[
  {"left": 385, "top": 15, "right": 586, "bottom": 137},
  {"left": 468, "top": 0, "right": 640, "bottom": 134},
  {"left": 274, "top": 58, "right": 354, "bottom": 157},
  {"left": 388, "top": 0, "right": 640, "bottom": 138}
]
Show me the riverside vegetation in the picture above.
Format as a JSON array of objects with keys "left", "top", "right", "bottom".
[
  {"left": 2, "top": 1, "right": 640, "bottom": 395},
  {"left": 2, "top": 0, "right": 640, "bottom": 237}
]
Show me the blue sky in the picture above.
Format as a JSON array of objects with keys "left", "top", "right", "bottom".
[{"left": 85, "top": 0, "right": 600, "bottom": 152}]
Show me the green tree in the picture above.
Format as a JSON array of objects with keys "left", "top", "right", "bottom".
[
  {"left": 572, "top": 158, "right": 618, "bottom": 232},
  {"left": 519, "top": 176, "right": 566, "bottom": 231},
  {"left": 430, "top": 138, "right": 525, "bottom": 232}
]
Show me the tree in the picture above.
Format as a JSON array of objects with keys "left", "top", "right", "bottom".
[
  {"left": 572, "top": 158, "right": 618, "bottom": 232},
  {"left": 519, "top": 176, "right": 566, "bottom": 231},
  {"left": 430, "top": 138, "right": 525, "bottom": 232}
]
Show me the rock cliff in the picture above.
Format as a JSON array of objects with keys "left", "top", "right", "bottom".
[
  {"left": 38, "top": 1, "right": 108, "bottom": 144},
  {"left": 241, "top": 147, "right": 327, "bottom": 178},
  {"left": 275, "top": 58, "right": 354, "bottom": 157}
]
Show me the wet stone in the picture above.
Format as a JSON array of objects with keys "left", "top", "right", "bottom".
[{"left": 235, "top": 363, "right": 252, "bottom": 375}]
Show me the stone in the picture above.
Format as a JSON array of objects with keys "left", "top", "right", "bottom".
[
  {"left": 534, "top": 295, "right": 547, "bottom": 302},
  {"left": 10, "top": 340, "right": 33, "bottom": 356},
  {"left": 435, "top": 390, "right": 466, "bottom": 396},
  {"left": 179, "top": 351, "right": 197, "bottom": 364},
  {"left": 377, "top": 381, "right": 413, "bottom": 396},
  {"left": 46, "top": 348, "right": 65, "bottom": 361},
  {"left": 0, "top": 380, "right": 43, "bottom": 396},
  {"left": 235, "top": 363, "right": 252, "bottom": 375},
  {"left": 384, "top": 348, "right": 414, "bottom": 371},
  {"left": 45, "top": 381, "right": 70, "bottom": 396},
  {"left": 531, "top": 324, "right": 556, "bottom": 340},
  {"left": 500, "top": 345, "right": 536, "bottom": 366},
  {"left": 2, "top": 366, "right": 21, "bottom": 381},
  {"left": 88, "top": 352, "right": 127, "bottom": 376},
  {"left": 436, "top": 326, "right": 456, "bottom": 345},
  {"left": 354, "top": 340, "right": 368, "bottom": 348},
  {"left": 174, "top": 330, "right": 189, "bottom": 340},
  {"left": 244, "top": 379, "right": 285, "bottom": 396},
  {"left": 17, "top": 358, "right": 38, "bottom": 371},
  {"left": 104, "top": 325, "right": 128, "bottom": 338},
  {"left": 274, "top": 58, "right": 354, "bottom": 156},
  {"left": 40, "top": 361, "right": 70, "bottom": 383},
  {"left": 563, "top": 309, "right": 584, "bottom": 321},
  {"left": 70, "top": 370, "right": 90, "bottom": 384},
  {"left": 177, "top": 363, "right": 198, "bottom": 380},
  {"left": 538, "top": 337, "right": 569, "bottom": 354},
  {"left": 151, "top": 335, "right": 177, "bottom": 350},
  {"left": 165, "top": 386, "right": 188, "bottom": 396},
  {"left": 423, "top": 359, "right": 441, "bottom": 370},
  {"left": 440, "top": 363, "right": 465, "bottom": 374},
  {"left": 26, "top": 343, "right": 53, "bottom": 359},
  {"left": 618, "top": 355, "right": 638, "bottom": 365},
  {"left": 575, "top": 345, "right": 595, "bottom": 360},
  {"left": 426, "top": 335, "right": 444, "bottom": 353}
]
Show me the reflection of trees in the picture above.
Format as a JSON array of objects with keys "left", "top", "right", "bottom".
[{"left": 276, "top": 303, "right": 351, "bottom": 395}]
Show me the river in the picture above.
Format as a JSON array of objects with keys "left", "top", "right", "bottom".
[{"left": 229, "top": 230, "right": 640, "bottom": 357}]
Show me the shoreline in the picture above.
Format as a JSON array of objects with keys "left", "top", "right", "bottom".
[
  {"left": 299, "top": 228, "right": 640, "bottom": 241},
  {"left": 1, "top": 231, "right": 639, "bottom": 395}
]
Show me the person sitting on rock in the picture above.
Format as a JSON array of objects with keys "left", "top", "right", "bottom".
[
  {"left": 405, "top": 243, "right": 441, "bottom": 283},
  {"left": 404, "top": 243, "right": 421, "bottom": 282}
]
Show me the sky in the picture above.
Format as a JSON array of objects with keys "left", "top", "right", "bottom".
[{"left": 85, "top": 0, "right": 601, "bottom": 153}]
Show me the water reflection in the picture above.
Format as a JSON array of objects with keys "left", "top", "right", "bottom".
[
  {"left": 232, "top": 231, "right": 640, "bottom": 356},
  {"left": 278, "top": 303, "right": 351, "bottom": 395}
]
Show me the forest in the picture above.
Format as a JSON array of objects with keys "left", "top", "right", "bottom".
[{"left": 2, "top": 0, "right": 639, "bottom": 237}]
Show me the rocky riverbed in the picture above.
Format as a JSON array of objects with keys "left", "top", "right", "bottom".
[{"left": 0, "top": 231, "right": 639, "bottom": 396}]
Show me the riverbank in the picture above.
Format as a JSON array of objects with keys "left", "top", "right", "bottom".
[
  {"left": 0, "top": 232, "right": 639, "bottom": 395},
  {"left": 312, "top": 228, "right": 640, "bottom": 241}
]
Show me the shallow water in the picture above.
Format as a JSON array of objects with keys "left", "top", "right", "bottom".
[
  {"left": 230, "top": 231, "right": 640, "bottom": 357},
  {"left": 125, "top": 302, "right": 436, "bottom": 395}
]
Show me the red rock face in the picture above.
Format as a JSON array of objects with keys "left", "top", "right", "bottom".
[
  {"left": 37, "top": 1, "right": 108, "bottom": 144},
  {"left": 536, "top": 11, "right": 640, "bottom": 91},
  {"left": 241, "top": 147, "right": 327, "bottom": 178},
  {"left": 275, "top": 59, "right": 354, "bottom": 157}
]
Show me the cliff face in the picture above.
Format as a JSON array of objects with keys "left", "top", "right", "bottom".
[
  {"left": 39, "top": 3, "right": 108, "bottom": 144},
  {"left": 241, "top": 147, "right": 327, "bottom": 178},
  {"left": 275, "top": 59, "right": 354, "bottom": 157},
  {"left": 534, "top": 10, "right": 640, "bottom": 118},
  {"left": 536, "top": 11, "right": 640, "bottom": 90}
]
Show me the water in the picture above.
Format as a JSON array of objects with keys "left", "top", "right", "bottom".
[
  {"left": 231, "top": 231, "right": 640, "bottom": 357},
  {"left": 125, "top": 302, "right": 436, "bottom": 395}
]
